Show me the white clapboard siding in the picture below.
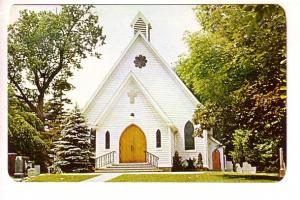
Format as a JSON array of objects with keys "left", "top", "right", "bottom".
[
  {"left": 84, "top": 16, "right": 221, "bottom": 169},
  {"left": 175, "top": 130, "right": 209, "bottom": 167},
  {"left": 95, "top": 81, "right": 171, "bottom": 167},
  {"left": 86, "top": 36, "right": 196, "bottom": 128}
]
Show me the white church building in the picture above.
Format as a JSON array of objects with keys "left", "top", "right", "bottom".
[{"left": 83, "top": 12, "right": 224, "bottom": 171}]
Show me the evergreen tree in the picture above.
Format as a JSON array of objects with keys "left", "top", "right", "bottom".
[
  {"left": 44, "top": 80, "right": 72, "bottom": 148},
  {"left": 50, "top": 106, "right": 93, "bottom": 173}
]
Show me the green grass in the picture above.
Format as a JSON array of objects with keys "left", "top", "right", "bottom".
[
  {"left": 108, "top": 172, "right": 282, "bottom": 183},
  {"left": 26, "top": 174, "right": 100, "bottom": 182}
]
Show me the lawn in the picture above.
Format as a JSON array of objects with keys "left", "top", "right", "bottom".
[
  {"left": 108, "top": 172, "right": 282, "bottom": 183},
  {"left": 26, "top": 174, "right": 100, "bottom": 182}
]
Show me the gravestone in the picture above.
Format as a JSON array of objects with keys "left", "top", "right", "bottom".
[
  {"left": 8, "top": 153, "right": 17, "bottom": 176},
  {"left": 34, "top": 165, "right": 41, "bottom": 176},
  {"left": 21, "top": 156, "right": 30, "bottom": 176},
  {"left": 14, "top": 156, "right": 24, "bottom": 178},
  {"left": 27, "top": 168, "right": 36, "bottom": 178},
  {"left": 28, "top": 161, "right": 34, "bottom": 169},
  {"left": 235, "top": 163, "right": 242, "bottom": 173},
  {"left": 279, "top": 147, "right": 285, "bottom": 177},
  {"left": 242, "top": 162, "right": 252, "bottom": 173},
  {"left": 250, "top": 167, "right": 257, "bottom": 174},
  {"left": 226, "top": 161, "right": 233, "bottom": 171}
]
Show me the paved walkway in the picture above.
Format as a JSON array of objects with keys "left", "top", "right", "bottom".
[
  {"left": 83, "top": 173, "right": 123, "bottom": 182},
  {"left": 83, "top": 171, "right": 206, "bottom": 182}
]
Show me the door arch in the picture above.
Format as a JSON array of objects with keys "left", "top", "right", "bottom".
[
  {"left": 212, "top": 149, "right": 221, "bottom": 170},
  {"left": 119, "top": 124, "right": 147, "bottom": 163}
]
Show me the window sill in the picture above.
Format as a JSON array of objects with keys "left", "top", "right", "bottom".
[{"left": 184, "top": 149, "right": 197, "bottom": 153}]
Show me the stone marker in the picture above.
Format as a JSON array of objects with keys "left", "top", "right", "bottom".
[
  {"left": 8, "top": 153, "right": 17, "bottom": 176},
  {"left": 279, "top": 147, "right": 285, "bottom": 177},
  {"left": 226, "top": 161, "right": 233, "bottom": 171},
  {"left": 34, "top": 165, "right": 41, "bottom": 176},
  {"left": 250, "top": 167, "right": 257, "bottom": 174},
  {"left": 27, "top": 168, "right": 36, "bottom": 177},
  {"left": 14, "top": 156, "right": 24, "bottom": 178},
  {"left": 28, "top": 161, "right": 34, "bottom": 169},
  {"left": 236, "top": 163, "right": 242, "bottom": 173}
]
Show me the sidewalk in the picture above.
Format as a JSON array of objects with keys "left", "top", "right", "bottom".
[{"left": 83, "top": 173, "right": 123, "bottom": 182}]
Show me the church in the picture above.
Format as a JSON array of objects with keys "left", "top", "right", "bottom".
[{"left": 83, "top": 12, "right": 224, "bottom": 171}]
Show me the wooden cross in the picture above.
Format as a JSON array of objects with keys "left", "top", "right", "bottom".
[{"left": 127, "top": 89, "right": 137, "bottom": 104}]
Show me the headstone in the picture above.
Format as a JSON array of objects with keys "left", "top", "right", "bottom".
[
  {"left": 34, "top": 165, "right": 41, "bottom": 176},
  {"left": 279, "top": 147, "right": 285, "bottom": 177},
  {"left": 242, "top": 162, "right": 252, "bottom": 173},
  {"left": 22, "top": 156, "right": 30, "bottom": 176},
  {"left": 250, "top": 167, "right": 257, "bottom": 174},
  {"left": 226, "top": 161, "right": 233, "bottom": 171},
  {"left": 14, "top": 156, "right": 24, "bottom": 178},
  {"left": 235, "top": 163, "right": 242, "bottom": 173},
  {"left": 8, "top": 153, "right": 17, "bottom": 176},
  {"left": 28, "top": 161, "right": 34, "bottom": 169},
  {"left": 27, "top": 168, "right": 36, "bottom": 177}
]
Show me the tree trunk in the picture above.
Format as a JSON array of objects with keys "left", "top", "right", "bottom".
[{"left": 36, "top": 101, "right": 45, "bottom": 131}]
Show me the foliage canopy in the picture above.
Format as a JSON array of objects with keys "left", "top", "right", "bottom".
[{"left": 176, "top": 5, "right": 286, "bottom": 171}]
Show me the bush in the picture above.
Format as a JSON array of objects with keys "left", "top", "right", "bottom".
[
  {"left": 172, "top": 151, "right": 209, "bottom": 171},
  {"left": 172, "top": 151, "right": 183, "bottom": 171}
]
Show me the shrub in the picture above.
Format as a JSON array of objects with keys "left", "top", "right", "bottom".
[{"left": 172, "top": 151, "right": 183, "bottom": 171}]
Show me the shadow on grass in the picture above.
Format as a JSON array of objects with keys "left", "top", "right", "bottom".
[{"left": 222, "top": 173, "right": 283, "bottom": 181}]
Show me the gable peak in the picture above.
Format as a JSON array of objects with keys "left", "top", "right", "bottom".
[{"left": 130, "top": 11, "right": 152, "bottom": 42}]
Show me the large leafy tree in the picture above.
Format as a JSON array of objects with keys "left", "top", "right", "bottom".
[
  {"left": 176, "top": 5, "right": 286, "bottom": 171},
  {"left": 8, "top": 86, "right": 48, "bottom": 170},
  {"left": 8, "top": 5, "right": 106, "bottom": 124}
]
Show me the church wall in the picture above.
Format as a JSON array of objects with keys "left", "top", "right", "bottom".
[
  {"left": 85, "top": 36, "right": 197, "bottom": 129},
  {"left": 85, "top": 34, "right": 208, "bottom": 167},
  {"left": 95, "top": 82, "right": 172, "bottom": 167},
  {"left": 174, "top": 129, "right": 209, "bottom": 168}
]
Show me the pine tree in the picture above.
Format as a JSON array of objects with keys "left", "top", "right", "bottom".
[{"left": 50, "top": 105, "right": 93, "bottom": 173}]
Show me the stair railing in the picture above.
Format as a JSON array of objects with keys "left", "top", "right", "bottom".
[
  {"left": 145, "top": 151, "right": 159, "bottom": 168},
  {"left": 95, "top": 151, "right": 116, "bottom": 168}
]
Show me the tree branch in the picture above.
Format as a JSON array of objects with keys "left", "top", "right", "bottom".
[{"left": 9, "top": 77, "right": 36, "bottom": 112}]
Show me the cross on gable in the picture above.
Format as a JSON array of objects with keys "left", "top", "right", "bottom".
[{"left": 127, "top": 89, "right": 138, "bottom": 104}]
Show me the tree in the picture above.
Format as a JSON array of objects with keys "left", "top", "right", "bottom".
[
  {"left": 8, "top": 86, "right": 49, "bottom": 171},
  {"left": 43, "top": 80, "right": 72, "bottom": 146},
  {"left": 176, "top": 5, "right": 286, "bottom": 171},
  {"left": 50, "top": 106, "right": 93, "bottom": 173},
  {"left": 229, "top": 129, "right": 252, "bottom": 166},
  {"left": 8, "top": 5, "right": 106, "bottom": 123}
]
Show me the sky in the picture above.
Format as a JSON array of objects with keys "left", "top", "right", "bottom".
[{"left": 9, "top": 5, "right": 201, "bottom": 109}]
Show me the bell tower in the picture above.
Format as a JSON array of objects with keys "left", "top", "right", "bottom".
[{"left": 130, "top": 11, "right": 152, "bottom": 41}]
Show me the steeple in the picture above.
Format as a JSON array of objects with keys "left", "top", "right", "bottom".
[{"left": 130, "top": 11, "right": 152, "bottom": 41}]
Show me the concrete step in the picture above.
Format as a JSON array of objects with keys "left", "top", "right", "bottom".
[
  {"left": 112, "top": 162, "right": 150, "bottom": 166},
  {"left": 108, "top": 164, "right": 153, "bottom": 169},
  {"left": 95, "top": 162, "right": 163, "bottom": 173},
  {"left": 95, "top": 168, "right": 163, "bottom": 173}
]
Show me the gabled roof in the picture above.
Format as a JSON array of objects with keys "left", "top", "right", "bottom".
[
  {"left": 208, "top": 136, "right": 222, "bottom": 146},
  {"left": 83, "top": 31, "right": 200, "bottom": 114},
  {"left": 130, "top": 11, "right": 151, "bottom": 28},
  {"left": 93, "top": 72, "right": 173, "bottom": 127}
]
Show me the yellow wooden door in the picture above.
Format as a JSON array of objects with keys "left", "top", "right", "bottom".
[{"left": 119, "top": 125, "right": 146, "bottom": 163}]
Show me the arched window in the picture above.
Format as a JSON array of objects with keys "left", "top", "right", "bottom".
[
  {"left": 105, "top": 131, "right": 110, "bottom": 149},
  {"left": 184, "top": 121, "right": 195, "bottom": 150},
  {"left": 156, "top": 129, "right": 161, "bottom": 148}
]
